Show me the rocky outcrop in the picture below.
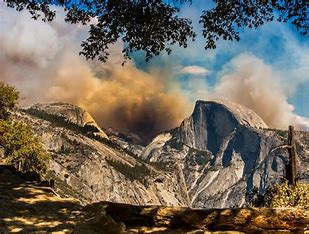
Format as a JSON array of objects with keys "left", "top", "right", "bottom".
[
  {"left": 176, "top": 100, "right": 267, "bottom": 152},
  {"left": 12, "top": 105, "right": 189, "bottom": 207},
  {"left": 142, "top": 100, "right": 309, "bottom": 208},
  {"left": 85, "top": 202, "right": 309, "bottom": 233},
  {"left": 105, "top": 127, "right": 145, "bottom": 156},
  {"left": 25, "top": 102, "right": 109, "bottom": 139}
]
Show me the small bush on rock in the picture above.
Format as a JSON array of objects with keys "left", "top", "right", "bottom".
[{"left": 263, "top": 181, "right": 308, "bottom": 208}]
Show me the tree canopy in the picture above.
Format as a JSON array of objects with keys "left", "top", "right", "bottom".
[
  {"left": 3, "top": 0, "right": 308, "bottom": 63},
  {"left": 0, "top": 82, "right": 19, "bottom": 119},
  {"left": 0, "top": 82, "right": 49, "bottom": 175},
  {"left": 0, "top": 119, "right": 50, "bottom": 174}
]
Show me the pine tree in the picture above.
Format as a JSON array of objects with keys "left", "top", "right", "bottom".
[{"left": 0, "top": 82, "right": 50, "bottom": 174}]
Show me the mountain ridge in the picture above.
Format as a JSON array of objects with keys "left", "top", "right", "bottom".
[
  {"left": 10, "top": 100, "right": 309, "bottom": 209},
  {"left": 142, "top": 99, "right": 309, "bottom": 208}
]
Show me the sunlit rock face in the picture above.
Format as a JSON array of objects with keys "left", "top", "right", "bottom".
[
  {"left": 26, "top": 102, "right": 109, "bottom": 139},
  {"left": 142, "top": 100, "right": 309, "bottom": 208},
  {"left": 12, "top": 104, "right": 190, "bottom": 207}
]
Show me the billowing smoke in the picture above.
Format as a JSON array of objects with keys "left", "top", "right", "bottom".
[
  {"left": 185, "top": 53, "right": 309, "bottom": 130},
  {"left": 1, "top": 3, "right": 308, "bottom": 142},
  {"left": 211, "top": 54, "right": 308, "bottom": 130},
  {"left": 0, "top": 4, "right": 189, "bottom": 141},
  {"left": 47, "top": 55, "right": 189, "bottom": 141}
]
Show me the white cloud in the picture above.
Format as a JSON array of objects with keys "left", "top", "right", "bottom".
[
  {"left": 179, "top": 66, "right": 209, "bottom": 75},
  {"left": 295, "top": 116, "right": 309, "bottom": 130}
]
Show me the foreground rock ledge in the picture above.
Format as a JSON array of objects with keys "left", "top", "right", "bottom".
[{"left": 84, "top": 201, "right": 309, "bottom": 233}]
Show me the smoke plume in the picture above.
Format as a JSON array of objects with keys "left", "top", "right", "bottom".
[
  {"left": 1, "top": 3, "right": 308, "bottom": 142},
  {"left": 211, "top": 54, "right": 308, "bottom": 130},
  {"left": 0, "top": 4, "right": 189, "bottom": 141},
  {"left": 47, "top": 55, "right": 189, "bottom": 141}
]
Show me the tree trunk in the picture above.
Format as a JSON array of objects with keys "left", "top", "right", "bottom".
[
  {"left": 286, "top": 125, "right": 297, "bottom": 186},
  {"left": 18, "top": 161, "right": 21, "bottom": 172}
]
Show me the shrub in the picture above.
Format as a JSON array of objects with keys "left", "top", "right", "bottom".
[
  {"left": 0, "top": 82, "right": 49, "bottom": 176},
  {"left": 263, "top": 181, "right": 309, "bottom": 208},
  {"left": 247, "top": 181, "right": 309, "bottom": 208},
  {"left": 0, "top": 119, "right": 50, "bottom": 175},
  {"left": 106, "top": 159, "right": 151, "bottom": 186},
  {"left": 0, "top": 82, "right": 19, "bottom": 119}
]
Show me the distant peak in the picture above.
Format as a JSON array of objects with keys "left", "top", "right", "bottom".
[
  {"left": 194, "top": 99, "right": 268, "bottom": 129},
  {"left": 25, "top": 102, "right": 109, "bottom": 139}
]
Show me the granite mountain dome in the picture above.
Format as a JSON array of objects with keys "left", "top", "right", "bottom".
[
  {"left": 142, "top": 100, "right": 309, "bottom": 208},
  {"left": 176, "top": 99, "right": 268, "bottom": 152},
  {"left": 13, "top": 103, "right": 189, "bottom": 206}
]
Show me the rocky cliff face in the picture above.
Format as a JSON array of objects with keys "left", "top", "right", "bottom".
[
  {"left": 104, "top": 127, "right": 145, "bottom": 156},
  {"left": 27, "top": 102, "right": 109, "bottom": 139},
  {"left": 11, "top": 100, "right": 309, "bottom": 209},
  {"left": 142, "top": 100, "right": 309, "bottom": 208},
  {"left": 13, "top": 104, "right": 189, "bottom": 207},
  {"left": 177, "top": 100, "right": 267, "bottom": 152}
]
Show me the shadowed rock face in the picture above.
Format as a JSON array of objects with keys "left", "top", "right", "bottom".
[
  {"left": 178, "top": 100, "right": 267, "bottom": 154},
  {"left": 142, "top": 100, "right": 309, "bottom": 208}
]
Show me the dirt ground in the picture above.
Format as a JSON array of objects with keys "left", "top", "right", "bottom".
[{"left": 0, "top": 165, "right": 99, "bottom": 233}]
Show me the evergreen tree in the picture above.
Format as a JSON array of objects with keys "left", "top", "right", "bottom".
[
  {"left": 0, "top": 82, "right": 50, "bottom": 174},
  {"left": 0, "top": 82, "right": 19, "bottom": 119}
]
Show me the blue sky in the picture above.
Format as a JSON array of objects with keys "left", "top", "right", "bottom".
[{"left": 132, "top": 0, "right": 309, "bottom": 119}]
